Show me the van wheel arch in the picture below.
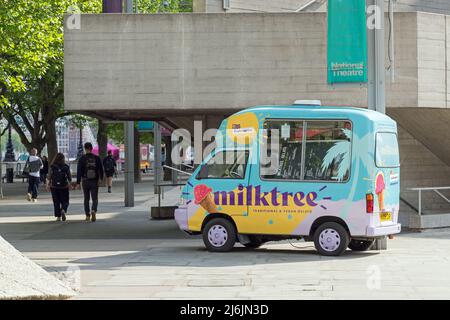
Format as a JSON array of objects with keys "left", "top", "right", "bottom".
[
  {"left": 309, "top": 216, "right": 351, "bottom": 238},
  {"left": 201, "top": 213, "right": 238, "bottom": 235}
]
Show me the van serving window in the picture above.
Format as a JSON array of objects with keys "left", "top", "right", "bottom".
[
  {"left": 260, "top": 120, "right": 304, "bottom": 180},
  {"left": 261, "top": 120, "right": 352, "bottom": 182},
  {"left": 196, "top": 150, "right": 249, "bottom": 180},
  {"left": 304, "top": 121, "right": 352, "bottom": 182},
  {"left": 375, "top": 132, "right": 399, "bottom": 168}
]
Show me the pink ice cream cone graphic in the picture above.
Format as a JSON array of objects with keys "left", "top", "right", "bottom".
[
  {"left": 375, "top": 173, "right": 385, "bottom": 212},
  {"left": 194, "top": 184, "right": 218, "bottom": 213}
]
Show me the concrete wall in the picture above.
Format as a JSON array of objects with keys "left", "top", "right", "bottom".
[
  {"left": 417, "top": 13, "right": 448, "bottom": 109},
  {"left": 194, "top": 0, "right": 450, "bottom": 14},
  {"left": 66, "top": 12, "right": 441, "bottom": 116},
  {"left": 397, "top": 124, "right": 450, "bottom": 227},
  {"left": 395, "top": 0, "right": 450, "bottom": 14}
]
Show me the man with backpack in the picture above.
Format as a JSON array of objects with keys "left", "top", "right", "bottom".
[
  {"left": 26, "top": 148, "right": 43, "bottom": 202},
  {"left": 46, "top": 153, "right": 72, "bottom": 222},
  {"left": 76, "top": 142, "right": 104, "bottom": 222},
  {"left": 103, "top": 150, "right": 117, "bottom": 193}
]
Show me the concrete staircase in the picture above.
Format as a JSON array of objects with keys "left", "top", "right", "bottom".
[{"left": 393, "top": 118, "right": 450, "bottom": 229}]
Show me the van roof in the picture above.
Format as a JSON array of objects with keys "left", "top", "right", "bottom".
[{"left": 237, "top": 105, "right": 395, "bottom": 124}]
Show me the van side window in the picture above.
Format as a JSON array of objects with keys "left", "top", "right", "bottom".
[
  {"left": 260, "top": 120, "right": 304, "bottom": 180},
  {"left": 375, "top": 132, "right": 399, "bottom": 167},
  {"left": 304, "top": 121, "right": 352, "bottom": 182},
  {"left": 196, "top": 150, "right": 249, "bottom": 180}
]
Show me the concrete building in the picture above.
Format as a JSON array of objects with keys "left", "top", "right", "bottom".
[
  {"left": 64, "top": 2, "right": 450, "bottom": 228},
  {"left": 197, "top": 0, "right": 450, "bottom": 14}
]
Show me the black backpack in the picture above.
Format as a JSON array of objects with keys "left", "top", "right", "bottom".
[
  {"left": 51, "top": 165, "right": 68, "bottom": 187},
  {"left": 104, "top": 157, "right": 115, "bottom": 172},
  {"left": 85, "top": 154, "right": 98, "bottom": 180}
]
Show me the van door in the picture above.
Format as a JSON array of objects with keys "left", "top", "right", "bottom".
[
  {"left": 238, "top": 119, "right": 307, "bottom": 235},
  {"left": 187, "top": 148, "right": 251, "bottom": 231},
  {"left": 374, "top": 131, "right": 400, "bottom": 225}
]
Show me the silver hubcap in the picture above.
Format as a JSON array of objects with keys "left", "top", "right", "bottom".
[
  {"left": 319, "top": 228, "right": 341, "bottom": 252},
  {"left": 208, "top": 225, "right": 228, "bottom": 247}
]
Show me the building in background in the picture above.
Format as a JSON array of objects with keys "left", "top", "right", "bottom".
[{"left": 56, "top": 119, "right": 70, "bottom": 159}]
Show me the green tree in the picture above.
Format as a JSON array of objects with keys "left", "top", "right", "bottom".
[
  {"left": 1, "top": 1, "right": 101, "bottom": 159},
  {"left": 1, "top": 0, "right": 191, "bottom": 161}
]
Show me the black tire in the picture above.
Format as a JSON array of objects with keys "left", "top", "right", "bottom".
[
  {"left": 313, "top": 222, "right": 350, "bottom": 256},
  {"left": 242, "top": 235, "right": 264, "bottom": 249},
  {"left": 348, "top": 239, "right": 375, "bottom": 251},
  {"left": 202, "top": 218, "right": 237, "bottom": 252}
]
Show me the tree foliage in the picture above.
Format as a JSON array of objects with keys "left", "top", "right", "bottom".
[{"left": 0, "top": 0, "right": 191, "bottom": 159}]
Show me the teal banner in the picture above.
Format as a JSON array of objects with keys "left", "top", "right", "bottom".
[
  {"left": 137, "top": 121, "right": 154, "bottom": 132},
  {"left": 327, "top": 0, "right": 368, "bottom": 84}
]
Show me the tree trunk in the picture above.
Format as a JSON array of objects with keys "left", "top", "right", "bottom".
[
  {"left": 45, "top": 120, "right": 58, "bottom": 162},
  {"left": 97, "top": 119, "right": 108, "bottom": 160},
  {"left": 134, "top": 126, "right": 142, "bottom": 183}
]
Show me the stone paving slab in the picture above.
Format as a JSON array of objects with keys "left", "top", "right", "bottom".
[{"left": 2, "top": 180, "right": 450, "bottom": 299}]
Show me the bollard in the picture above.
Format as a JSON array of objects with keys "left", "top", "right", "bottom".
[{"left": 371, "top": 236, "right": 387, "bottom": 250}]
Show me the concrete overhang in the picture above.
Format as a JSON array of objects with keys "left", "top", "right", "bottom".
[{"left": 64, "top": 12, "right": 450, "bottom": 121}]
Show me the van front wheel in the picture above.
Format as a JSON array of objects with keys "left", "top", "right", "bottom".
[
  {"left": 313, "top": 222, "right": 350, "bottom": 256},
  {"left": 202, "top": 218, "right": 236, "bottom": 252}
]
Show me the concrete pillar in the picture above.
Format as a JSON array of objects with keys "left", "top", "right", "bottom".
[
  {"left": 124, "top": 121, "right": 134, "bottom": 207},
  {"left": 373, "top": 236, "right": 388, "bottom": 250},
  {"left": 102, "top": 0, "right": 122, "bottom": 13},
  {"left": 367, "top": 0, "right": 386, "bottom": 113},
  {"left": 153, "top": 122, "right": 162, "bottom": 194}
]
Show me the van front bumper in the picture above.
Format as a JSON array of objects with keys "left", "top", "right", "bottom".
[
  {"left": 366, "top": 223, "right": 401, "bottom": 237},
  {"left": 174, "top": 207, "right": 189, "bottom": 232}
]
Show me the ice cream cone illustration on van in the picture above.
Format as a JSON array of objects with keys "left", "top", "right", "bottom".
[
  {"left": 194, "top": 184, "right": 218, "bottom": 213},
  {"left": 375, "top": 172, "right": 385, "bottom": 211}
]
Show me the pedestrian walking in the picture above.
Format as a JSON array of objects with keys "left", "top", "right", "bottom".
[
  {"left": 103, "top": 150, "right": 117, "bottom": 193},
  {"left": 76, "top": 142, "right": 104, "bottom": 222},
  {"left": 46, "top": 153, "right": 72, "bottom": 222},
  {"left": 40, "top": 155, "right": 49, "bottom": 184},
  {"left": 25, "top": 148, "right": 43, "bottom": 202}
]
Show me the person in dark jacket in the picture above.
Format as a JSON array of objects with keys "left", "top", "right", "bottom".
[
  {"left": 103, "top": 150, "right": 117, "bottom": 193},
  {"left": 76, "top": 142, "right": 104, "bottom": 222},
  {"left": 46, "top": 153, "right": 72, "bottom": 222}
]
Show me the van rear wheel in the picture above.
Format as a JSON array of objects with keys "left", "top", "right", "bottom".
[
  {"left": 348, "top": 239, "right": 374, "bottom": 251},
  {"left": 202, "top": 218, "right": 236, "bottom": 252},
  {"left": 313, "top": 222, "right": 350, "bottom": 256}
]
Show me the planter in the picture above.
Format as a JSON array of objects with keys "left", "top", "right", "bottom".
[{"left": 150, "top": 206, "right": 177, "bottom": 220}]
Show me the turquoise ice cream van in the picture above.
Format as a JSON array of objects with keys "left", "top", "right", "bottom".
[{"left": 175, "top": 101, "right": 401, "bottom": 256}]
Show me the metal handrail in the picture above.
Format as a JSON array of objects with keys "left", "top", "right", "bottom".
[
  {"left": 162, "top": 165, "right": 192, "bottom": 176},
  {"left": 407, "top": 187, "right": 450, "bottom": 216}
]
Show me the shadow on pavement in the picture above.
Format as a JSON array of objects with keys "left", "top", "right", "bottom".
[{"left": 61, "top": 243, "right": 381, "bottom": 270}]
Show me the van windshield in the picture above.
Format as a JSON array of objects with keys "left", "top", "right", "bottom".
[{"left": 375, "top": 132, "right": 399, "bottom": 168}]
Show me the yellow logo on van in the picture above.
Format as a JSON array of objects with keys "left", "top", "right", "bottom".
[{"left": 226, "top": 113, "right": 259, "bottom": 145}]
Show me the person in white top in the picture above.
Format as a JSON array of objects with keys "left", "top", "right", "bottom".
[{"left": 26, "top": 148, "right": 43, "bottom": 202}]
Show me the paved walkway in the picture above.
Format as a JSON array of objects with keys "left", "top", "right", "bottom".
[{"left": 1, "top": 179, "right": 450, "bottom": 299}]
